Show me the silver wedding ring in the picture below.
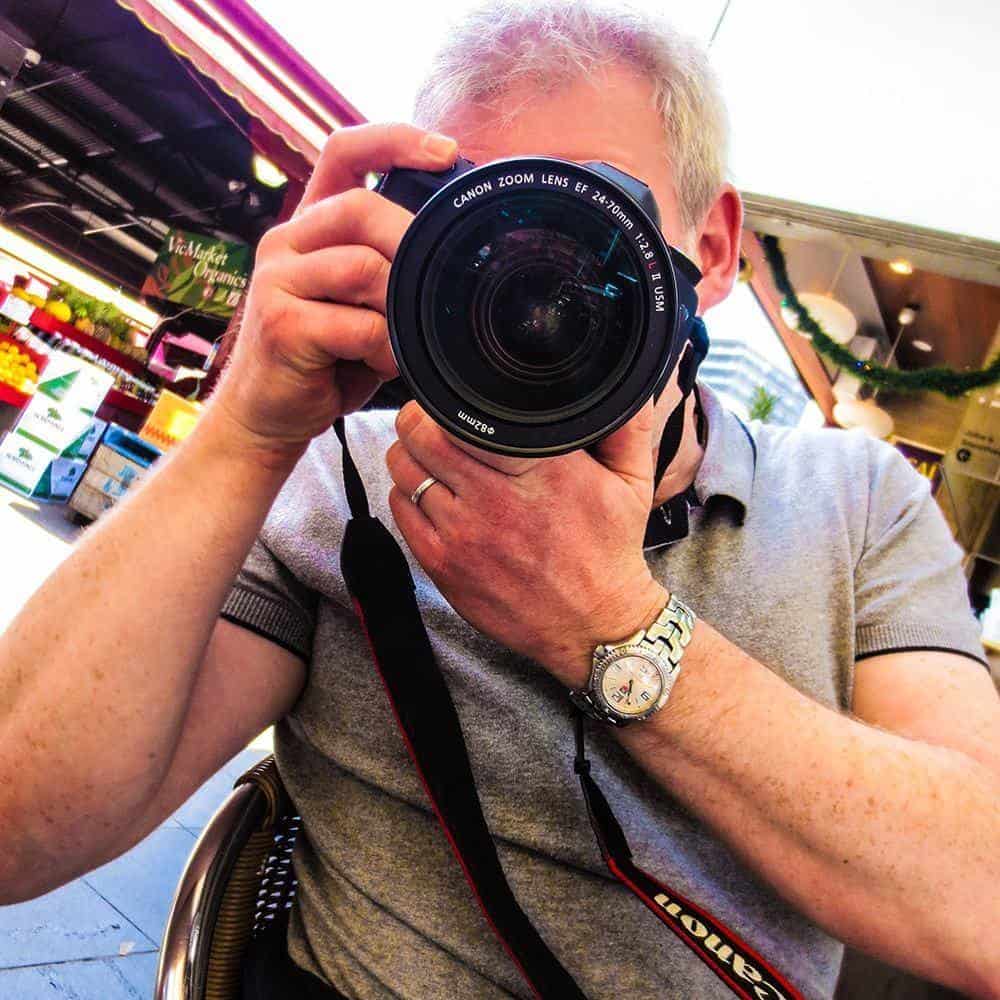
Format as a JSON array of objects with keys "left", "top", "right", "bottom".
[{"left": 410, "top": 476, "right": 440, "bottom": 509}]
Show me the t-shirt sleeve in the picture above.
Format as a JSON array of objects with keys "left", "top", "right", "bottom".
[
  {"left": 854, "top": 438, "right": 987, "bottom": 667},
  {"left": 220, "top": 537, "right": 318, "bottom": 661}
]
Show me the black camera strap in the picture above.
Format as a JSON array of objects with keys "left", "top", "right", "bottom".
[
  {"left": 333, "top": 346, "right": 803, "bottom": 998},
  {"left": 653, "top": 316, "right": 709, "bottom": 489},
  {"left": 335, "top": 418, "right": 586, "bottom": 1000}
]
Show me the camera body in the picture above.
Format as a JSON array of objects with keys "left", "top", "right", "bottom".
[{"left": 376, "top": 155, "right": 701, "bottom": 457}]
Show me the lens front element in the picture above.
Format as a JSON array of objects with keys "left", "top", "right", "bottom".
[
  {"left": 484, "top": 255, "right": 595, "bottom": 377},
  {"left": 424, "top": 191, "right": 643, "bottom": 423}
]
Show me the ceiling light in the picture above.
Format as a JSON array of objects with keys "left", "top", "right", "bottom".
[
  {"left": 911, "top": 339, "right": 933, "bottom": 352},
  {"left": 780, "top": 292, "right": 858, "bottom": 344},
  {"left": 0, "top": 224, "right": 160, "bottom": 330},
  {"left": 252, "top": 154, "right": 288, "bottom": 189},
  {"left": 833, "top": 398, "right": 895, "bottom": 439},
  {"left": 889, "top": 259, "right": 914, "bottom": 275}
]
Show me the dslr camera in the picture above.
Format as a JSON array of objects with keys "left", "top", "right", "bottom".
[{"left": 376, "top": 155, "right": 701, "bottom": 457}]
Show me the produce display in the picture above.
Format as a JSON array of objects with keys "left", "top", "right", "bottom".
[
  {"left": 43, "top": 298, "right": 72, "bottom": 323},
  {"left": 46, "top": 282, "right": 149, "bottom": 363},
  {"left": 0, "top": 273, "right": 168, "bottom": 416},
  {"left": 31, "top": 328, "right": 158, "bottom": 404},
  {"left": 6, "top": 282, "right": 47, "bottom": 311},
  {"left": 0, "top": 334, "right": 41, "bottom": 394}
]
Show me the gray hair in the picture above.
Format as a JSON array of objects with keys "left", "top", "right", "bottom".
[{"left": 412, "top": 0, "right": 729, "bottom": 230}]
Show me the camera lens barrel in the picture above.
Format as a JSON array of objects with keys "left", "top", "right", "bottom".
[{"left": 383, "top": 156, "right": 692, "bottom": 457}]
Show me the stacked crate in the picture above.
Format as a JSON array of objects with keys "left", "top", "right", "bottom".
[{"left": 67, "top": 424, "right": 161, "bottom": 523}]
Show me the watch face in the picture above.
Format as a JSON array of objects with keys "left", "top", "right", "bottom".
[{"left": 598, "top": 652, "right": 664, "bottom": 717}]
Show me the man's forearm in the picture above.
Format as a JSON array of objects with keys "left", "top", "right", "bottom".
[
  {"left": 615, "top": 623, "right": 1000, "bottom": 998},
  {"left": 0, "top": 406, "right": 299, "bottom": 896}
]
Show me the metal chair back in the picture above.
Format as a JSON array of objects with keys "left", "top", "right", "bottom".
[{"left": 155, "top": 755, "right": 300, "bottom": 1000}]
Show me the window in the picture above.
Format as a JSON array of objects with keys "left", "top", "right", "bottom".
[{"left": 699, "top": 282, "right": 810, "bottom": 426}]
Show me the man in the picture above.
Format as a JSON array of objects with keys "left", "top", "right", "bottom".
[{"left": 1, "top": 3, "right": 998, "bottom": 998}]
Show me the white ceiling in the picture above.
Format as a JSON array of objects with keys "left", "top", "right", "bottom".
[
  {"left": 249, "top": 0, "right": 1000, "bottom": 242},
  {"left": 713, "top": 0, "right": 1000, "bottom": 244}
]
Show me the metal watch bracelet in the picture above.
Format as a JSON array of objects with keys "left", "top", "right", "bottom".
[{"left": 570, "top": 593, "right": 696, "bottom": 726}]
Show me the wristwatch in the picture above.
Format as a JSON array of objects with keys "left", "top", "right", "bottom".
[{"left": 570, "top": 593, "right": 696, "bottom": 726}]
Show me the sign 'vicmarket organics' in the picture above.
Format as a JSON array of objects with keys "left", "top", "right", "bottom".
[{"left": 142, "top": 228, "right": 252, "bottom": 319}]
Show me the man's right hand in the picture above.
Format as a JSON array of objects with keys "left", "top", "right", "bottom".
[
  {"left": 211, "top": 122, "right": 459, "bottom": 462},
  {"left": 0, "top": 123, "right": 465, "bottom": 904}
]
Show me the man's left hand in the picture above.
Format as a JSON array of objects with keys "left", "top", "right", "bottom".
[{"left": 386, "top": 400, "right": 668, "bottom": 689}]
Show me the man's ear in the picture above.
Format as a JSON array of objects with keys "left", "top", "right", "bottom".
[{"left": 691, "top": 184, "right": 743, "bottom": 314}]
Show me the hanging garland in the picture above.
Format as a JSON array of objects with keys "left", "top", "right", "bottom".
[{"left": 759, "top": 234, "right": 1000, "bottom": 397}]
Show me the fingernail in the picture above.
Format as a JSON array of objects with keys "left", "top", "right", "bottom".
[{"left": 422, "top": 132, "right": 458, "bottom": 158}]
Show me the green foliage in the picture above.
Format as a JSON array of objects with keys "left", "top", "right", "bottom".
[
  {"left": 748, "top": 385, "right": 779, "bottom": 423},
  {"left": 760, "top": 235, "right": 1000, "bottom": 397},
  {"left": 50, "top": 282, "right": 133, "bottom": 338}
]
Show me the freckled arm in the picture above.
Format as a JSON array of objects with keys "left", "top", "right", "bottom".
[
  {"left": 0, "top": 411, "right": 300, "bottom": 901},
  {"left": 614, "top": 623, "right": 1000, "bottom": 999}
]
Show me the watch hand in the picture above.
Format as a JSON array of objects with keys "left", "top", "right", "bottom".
[{"left": 626, "top": 679, "right": 633, "bottom": 704}]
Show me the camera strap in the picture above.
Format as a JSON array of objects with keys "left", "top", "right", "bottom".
[
  {"left": 652, "top": 315, "right": 710, "bottom": 489},
  {"left": 334, "top": 394, "right": 803, "bottom": 1000},
  {"left": 572, "top": 711, "right": 803, "bottom": 1000},
  {"left": 335, "top": 418, "right": 585, "bottom": 999}
]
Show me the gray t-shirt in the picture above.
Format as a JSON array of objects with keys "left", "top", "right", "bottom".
[{"left": 221, "top": 383, "right": 985, "bottom": 1000}]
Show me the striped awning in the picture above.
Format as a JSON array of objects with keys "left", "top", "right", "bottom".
[{"left": 116, "top": 0, "right": 365, "bottom": 180}]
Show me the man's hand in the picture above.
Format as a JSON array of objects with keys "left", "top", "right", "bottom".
[
  {"left": 211, "top": 122, "right": 460, "bottom": 463},
  {"left": 386, "top": 399, "right": 668, "bottom": 689}
]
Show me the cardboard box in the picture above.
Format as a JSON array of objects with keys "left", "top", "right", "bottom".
[
  {"left": 33, "top": 457, "right": 87, "bottom": 501},
  {"left": 81, "top": 466, "right": 130, "bottom": 499},
  {"left": 64, "top": 417, "right": 107, "bottom": 461},
  {"left": 16, "top": 398, "right": 93, "bottom": 455},
  {"left": 139, "top": 390, "right": 201, "bottom": 450},
  {"left": 89, "top": 443, "right": 148, "bottom": 489},
  {"left": 51, "top": 458, "right": 87, "bottom": 497},
  {"left": 68, "top": 481, "right": 116, "bottom": 521},
  {"left": 0, "top": 433, "right": 54, "bottom": 494}
]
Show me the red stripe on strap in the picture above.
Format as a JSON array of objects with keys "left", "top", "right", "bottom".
[{"left": 605, "top": 855, "right": 803, "bottom": 1000}]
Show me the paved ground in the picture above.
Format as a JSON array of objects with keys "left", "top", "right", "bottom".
[
  {"left": 0, "top": 483, "right": 270, "bottom": 997},
  {"left": 0, "top": 483, "right": 80, "bottom": 635}
]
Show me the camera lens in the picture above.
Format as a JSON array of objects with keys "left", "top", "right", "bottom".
[
  {"left": 483, "top": 254, "right": 594, "bottom": 376},
  {"left": 384, "top": 157, "right": 686, "bottom": 456},
  {"left": 422, "top": 191, "right": 643, "bottom": 423}
]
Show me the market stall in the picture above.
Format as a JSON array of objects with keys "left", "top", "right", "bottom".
[{"left": 0, "top": 0, "right": 362, "bottom": 514}]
